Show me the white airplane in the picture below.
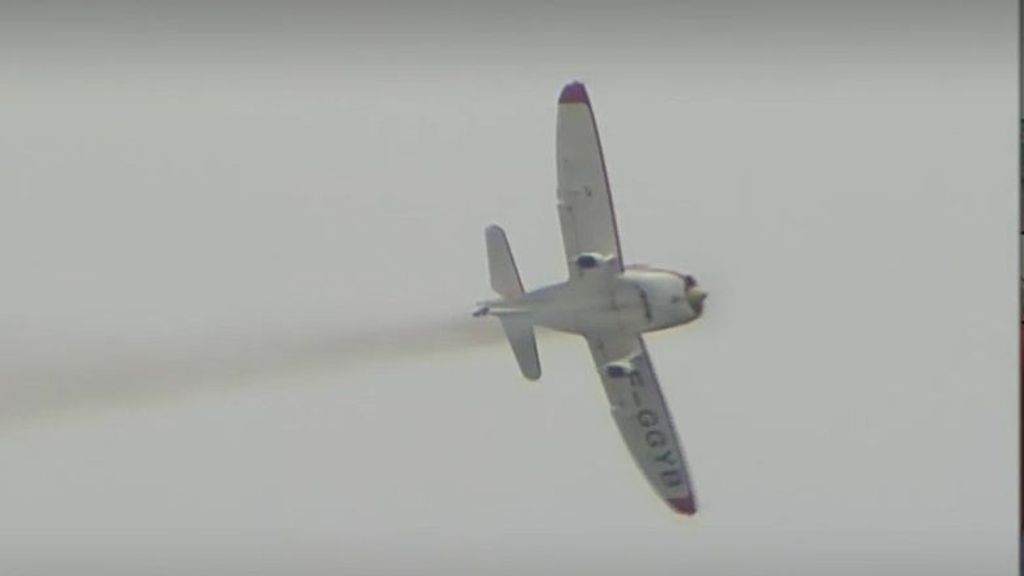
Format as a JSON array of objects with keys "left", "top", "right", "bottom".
[{"left": 473, "top": 82, "right": 707, "bottom": 515}]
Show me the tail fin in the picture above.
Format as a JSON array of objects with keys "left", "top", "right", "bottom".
[
  {"left": 486, "top": 225, "right": 524, "bottom": 299},
  {"left": 484, "top": 225, "right": 540, "bottom": 380},
  {"left": 499, "top": 317, "right": 541, "bottom": 381}
]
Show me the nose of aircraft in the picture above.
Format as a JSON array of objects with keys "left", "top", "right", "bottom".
[{"left": 687, "top": 286, "right": 707, "bottom": 312}]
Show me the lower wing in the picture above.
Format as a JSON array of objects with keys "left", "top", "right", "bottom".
[{"left": 586, "top": 331, "right": 697, "bottom": 515}]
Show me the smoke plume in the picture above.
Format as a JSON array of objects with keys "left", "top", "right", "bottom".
[{"left": 0, "top": 313, "right": 510, "bottom": 426}]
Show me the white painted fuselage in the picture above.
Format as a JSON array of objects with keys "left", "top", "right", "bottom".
[{"left": 487, "top": 266, "right": 705, "bottom": 339}]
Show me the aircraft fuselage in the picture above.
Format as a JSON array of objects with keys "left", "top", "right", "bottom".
[{"left": 502, "top": 267, "right": 705, "bottom": 337}]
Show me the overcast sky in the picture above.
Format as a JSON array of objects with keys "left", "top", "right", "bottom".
[{"left": 0, "top": 1, "right": 1017, "bottom": 574}]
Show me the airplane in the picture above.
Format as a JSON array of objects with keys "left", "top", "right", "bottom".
[{"left": 473, "top": 81, "right": 708, "bottom": 515}]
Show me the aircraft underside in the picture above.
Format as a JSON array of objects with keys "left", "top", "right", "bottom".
[
  {"left": 514, "top": 279, "right": 650, "bottom": 336},
  {"left": 474, "top": 81, "right": 706, "bottom": 516}
]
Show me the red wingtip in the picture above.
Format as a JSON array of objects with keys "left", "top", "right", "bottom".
[
  {"left": 667, "top": 496, "right": 697, "bottom": 515},
  {"left": 559, "top": 81, "right": 589, "bottom": 104}
]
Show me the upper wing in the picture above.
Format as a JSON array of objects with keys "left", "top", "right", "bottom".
[
  {"left": 586, "top": 331, "right": 697, "bottom": 515},
  {"left": 556, "top": 82, "right": 624, "bottom": 279}
]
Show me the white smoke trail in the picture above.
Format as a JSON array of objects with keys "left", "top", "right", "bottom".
[{"left": 0, "top": 313, "right": 512, "bottom": 426}]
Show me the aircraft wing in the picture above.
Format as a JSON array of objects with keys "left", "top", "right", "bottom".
[
  {"left": 586, "top": 331, "right": 697, "bottom": 515},
  {"left": 556, "top": 82, "right": 624, "bottom": 279}
]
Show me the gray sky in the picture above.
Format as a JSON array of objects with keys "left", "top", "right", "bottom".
[{"left": 0, "top": 1, "right": 1016, "bottom": 574}]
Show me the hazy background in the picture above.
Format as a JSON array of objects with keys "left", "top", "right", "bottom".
[{"left": 0, "top": 1, "right": 1016, "bottom": 574}]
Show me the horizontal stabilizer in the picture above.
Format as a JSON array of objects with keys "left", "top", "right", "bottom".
[
  {"left": 500, "top": 318, "right": 541, "bottom": 381},
  {"left": 486, "top": 225, "right": 525, "bottom": 299}
]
